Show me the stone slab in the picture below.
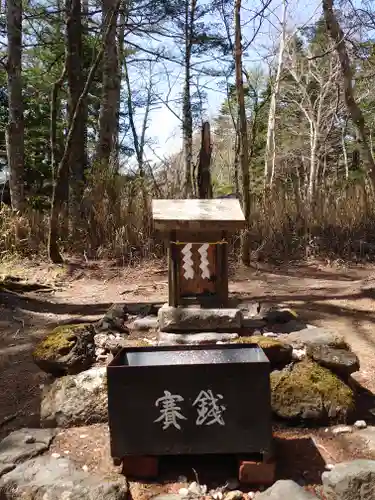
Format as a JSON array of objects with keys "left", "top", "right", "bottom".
[
  {"left": 132, "top": 316, "right": 159, "bottom": 330},
  {"left": 280, "top": 328, "right": 348, "bottom": 349},
  {"left": 0, "top": 455, "right": 128, "bottom": 499},
  {"left": 158, "top": 332, "right": 239, "bottom": 345},
  {"left": 158, "top": 305, "right": 242, "bottom": 332},
  {"left": 0, "top": 428, "right": 56, "bottom": 465}
]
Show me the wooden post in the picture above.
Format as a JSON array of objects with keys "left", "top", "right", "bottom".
[{"left": 168, "top": 230, "right": 179, "bottom": 306}]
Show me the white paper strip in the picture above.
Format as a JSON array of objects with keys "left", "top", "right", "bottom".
[
  {"left": 181, "top": 243, "right": 194, "bottom": 279},
  {"left": 198, "top": 243, "right": 210, "bottom": 279}
]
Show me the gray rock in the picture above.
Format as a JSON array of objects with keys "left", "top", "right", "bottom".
[
  {"left": 322, "top": 460, "right": 375, "bottom": 500},
  {"left": 95, "top": 303, "right": 129, "bottom": 334},
  {"left": 0, "top": 429, "right": 56, "bottom": 465},
  {"left": 33, "top": 324, "right": 96, "bottom": 377},
  {"left": 158, "top": 305, "right": 242, "bottom": 332},
  {"left": 254, "top": 480, "right": 317, "bottom": 498},
  {"left": 354, "top": 427, "right": 375, "bottom": 454},
  {"left": 41, "top": 367, "right": 107, "bottom": 428},
  {"left": 158, "top": 332, "right": 239, "bottom": 345},
  {"left": 0, "top": 464, "right": 15, "bottom": 478},
  {"left": 306, "top": 345, "right": 360, "bottom": 377},
  {"left": 0, "top": 455, "right": 127, "bottom": 499},
  {"left": 132, "top": 316, "right": 159, "bottom": 330},
  {"left": 280, "top": 327, "right": 348, "bottom": 349}
]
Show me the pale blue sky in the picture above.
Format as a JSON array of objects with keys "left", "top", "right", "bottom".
[{"left": 131, "top": 0, "right": 322, "bottom": 164}]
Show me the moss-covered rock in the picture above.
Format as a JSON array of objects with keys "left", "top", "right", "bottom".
[
  {"left": 233, "top": 335, "right": 293, "bottom": 369},
  {"left": 270, "top": 360, "right": 354, "bottom": 423},
  {"left": 33, "top": 324, "right": 96, "bottom": 377}
]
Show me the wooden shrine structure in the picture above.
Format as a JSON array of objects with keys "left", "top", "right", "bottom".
[{"left": 152, "top": 199, "right": 246, "bottom": 308}]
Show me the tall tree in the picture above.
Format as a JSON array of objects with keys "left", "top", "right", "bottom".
[
  {"left": 95, "top": 0, "right": 120, "bottom": 165},
  {"left": 182, "top": 0, "right": 196, "bottom": 197},
  {"left": 6, "top": 0, "right": 25, "bottom": 210},
  {"left": 234, "top": 0, "right": 250, "bottom": 264},
  {"left": 48, "top": 3, "right": 120, "bottom": 262},
  {"left": 323, "top": 0, "right": 375, "bottom": 188},
  {"left": 264, "top": 0, "right": 287, "bottom": 189},
  {"left": 66, "top": 0, "right": 87, "bottom": 230}
]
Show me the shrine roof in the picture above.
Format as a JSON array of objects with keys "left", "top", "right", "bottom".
[{"left": 152, "top": 199, "right": 246, "bottom": 232}]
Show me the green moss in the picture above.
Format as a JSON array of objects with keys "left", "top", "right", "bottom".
[
  {"left": 271, "top": 360, "right": 354, "bottom": 417},
  {"left": 233, "top": 335, "right": 284, "bottom": 349},
  {"left": 33, "top": 324, "right": 90, "bottom": 359},
  {"left": 125, "top": 339, "right": 151, "bottom": 348}
]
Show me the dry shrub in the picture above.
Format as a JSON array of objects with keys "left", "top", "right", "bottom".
[
  {"left": 2, "top": 170, "right": 375, "bottom": 264},
  {"left": 72, "top": 163, "right": 161, "bottom": 262},
  {"left": 0, "top": 205, "right": 48, "bottom": 258},
  {"left": 248, "top": 181, "right": 375, "bottom": 262}
]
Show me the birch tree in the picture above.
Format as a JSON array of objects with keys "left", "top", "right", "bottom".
[
  {"left": 283, "top": 33, "right": 341, "bottom": 202},
  {"left": 263, "top": 0, "right": 288, "bottom": 190}
]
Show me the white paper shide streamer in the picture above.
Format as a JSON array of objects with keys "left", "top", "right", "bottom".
[
  {"left": 181, "top": 243, "right": 194, "bottom": 279},
  {"left": 198, "top": 243, "right": 210, "bottom": 279}
]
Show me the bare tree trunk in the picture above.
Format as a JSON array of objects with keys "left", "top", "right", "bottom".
[
  {"left": 234, "top": 0, "right": 251, "bottom": 265},
  {"left": 48, "top": 4, "right": 120, "bottom": 262},
  {"left": 124, "top": 58, "right": 153, "bottom": 230},
  {"left": 115, "top": 0, "right": 127, "bottom": 168},
  {"left": 341, "top": 118, "right": 349, "bottom": 179},
  {"left": 233, "top": 112, "right": 240, "bottom": 195},
  {"left": 264, "top": 0, "right": 287, "bottom": 190},
  {"left": 182, "top": 0, "right": 196, "bottom": 198},
  {"left": 323, "top": 0, "right": 375, "bottom": 187},
  {"left": 66, "top": 0, "right": 86, "bottom": 233},
  {"left": 6, "top": 0, "right": 24, "bottom": 211},
  {"left": 197, "top": 121, "right": 213, "bottom": 198},
  {"left": 307, "top": 121, "right": 318, "bottom": 203},
  {"left": 95, "top": 0, "right": 120, "bottom": 165}
]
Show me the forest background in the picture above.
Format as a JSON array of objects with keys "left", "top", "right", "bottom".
[{"left": 1, "top": 0, "right": 375, "bottom": 265}]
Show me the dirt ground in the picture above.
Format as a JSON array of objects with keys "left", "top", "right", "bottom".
[{"left": 2, "top": 257, "right": 375, "bottom": 497}]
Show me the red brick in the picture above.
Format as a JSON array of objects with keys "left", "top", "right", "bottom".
[
  {"left": 238, "top": 458, "right": 275, "bottom": 485},
  {"left": 122, "top": 455, "right": 159, "bottom": 479}
]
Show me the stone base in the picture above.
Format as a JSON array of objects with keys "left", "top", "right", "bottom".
[
  {"left": 158, "top": 332, "right": 239, "bottom": 345},
  {"left": 158, "top": 304, "right": 242, "bottom": 332}
]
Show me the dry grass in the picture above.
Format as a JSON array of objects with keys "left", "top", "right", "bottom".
[{"left": 1, "top": 169, "right": 375, "bottom": 264}]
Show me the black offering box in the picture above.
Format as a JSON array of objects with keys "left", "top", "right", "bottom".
[{"left": 107, "top": 343, "right": 272, "bottom": 462}]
